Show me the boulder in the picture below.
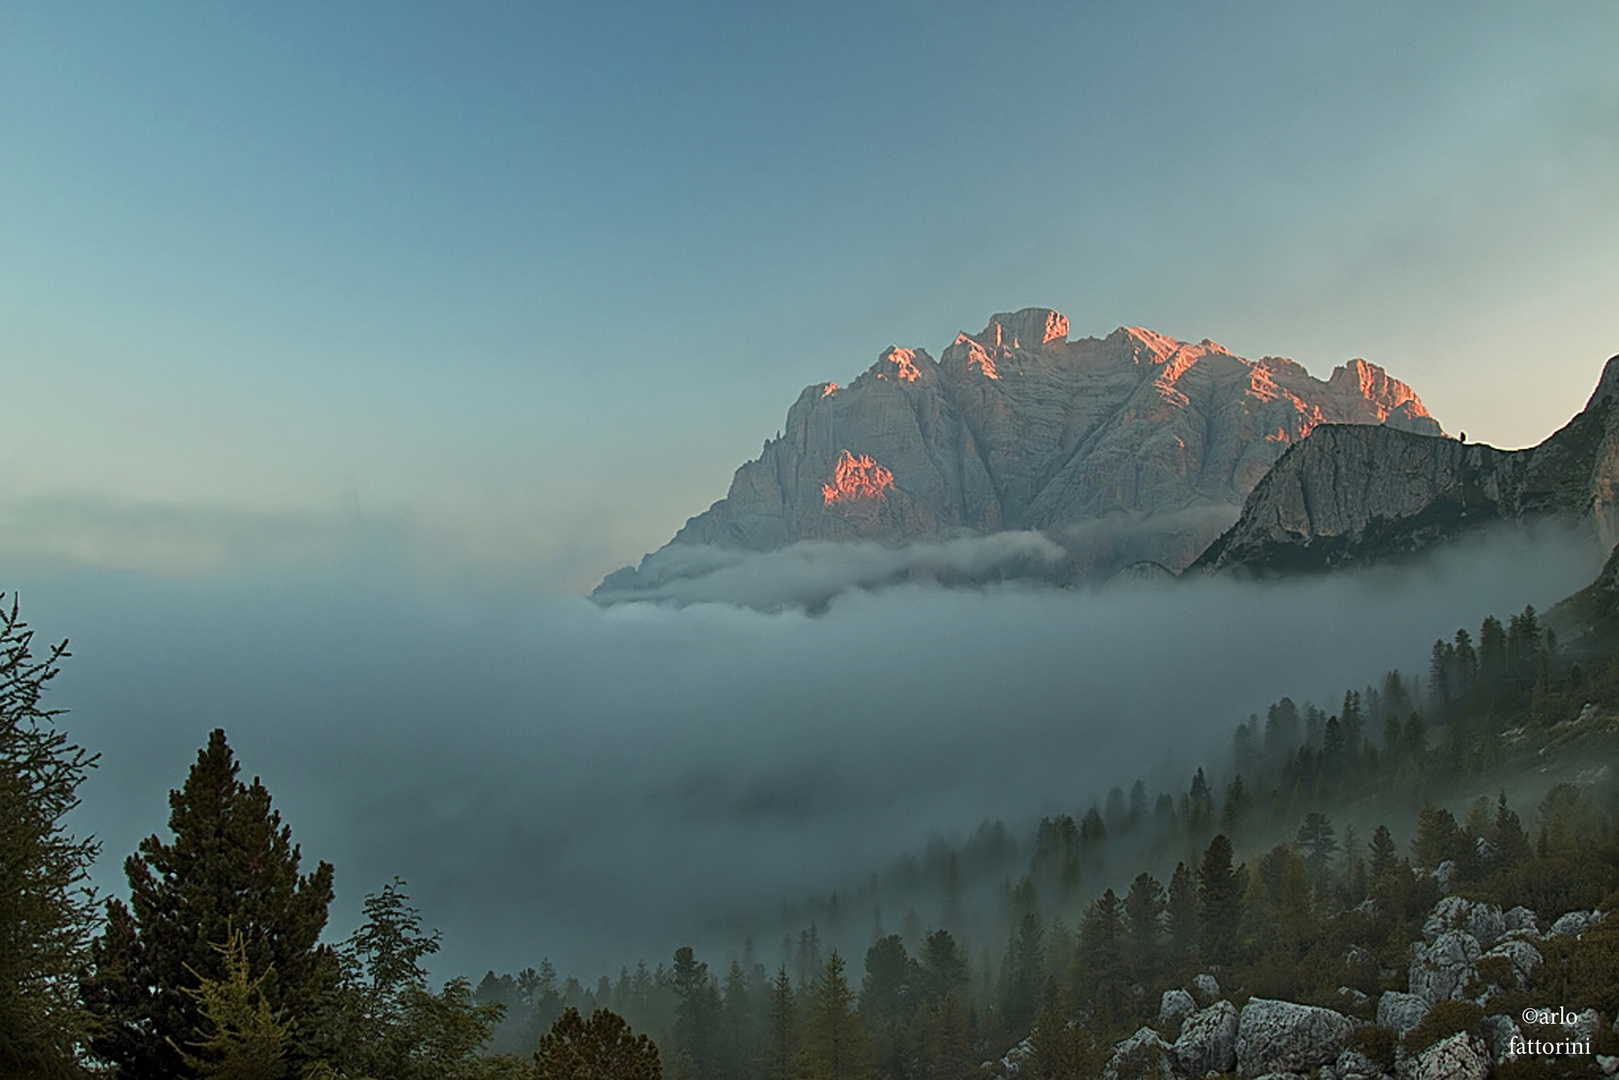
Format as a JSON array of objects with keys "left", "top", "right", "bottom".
[
  {"left": 1549, "top": 909, "right": 1606, "bottom": 938},
  {"left": 1502, "top": 905, "right": 1539, "bottom": 935},
  {"left": 1408, "top": 930, "right": 1481, "bottom": 1005},
  {"left": 1336, "top": 986, "right": 1371, "bottom": 1009},
  {"left": 1482, "top": 1014, "right": 1522, "bottom": 1064},
  {"left": 1192, "top": 972, "right": 1221, "bottom": 1002},
  {"left": 1172, "top": 1000, "right": 1238, "bottom": 1076},
  {"left": 1102, "top": 1026, "right": 1173, "bottom": 1080},
  {"left": 1376, "top": 991, "right": 1431, "bottom": 1037},
  {"left": 1422, "top": 896, "right": 1504, "bottom": 947},
  {"left": 1326, "top": 1047, "right": 1391, "bottom": 1080},
  {"left": 1235, "top": 998, "right": 1354, "bottom": 1078},
  {"left": 1158, "top": 987, "right": 1196, "bottom": 1027},
  {"left": 1432, "top": 860, "right": 1459, "bottom": 893},
  {"left": 1397, "top": 1032, "right": 1488, "bottom": 1080},
  {"left": 1479, "top": 938, "right": 1542, "bottom": 990}
]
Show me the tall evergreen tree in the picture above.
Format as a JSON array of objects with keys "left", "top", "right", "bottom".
[
  {"left": 0, "top": 597, "right": 98, "bottom": 1078},
  {"left": 1166, "top": 862, "right": 1198, "bottom": 961},
  {"left": 1123, "top": 873, "right": 1165, "bottom": 984},
  {"left": 1197, "top": 835, "right": 1242, "bottom": 969},
  {"left": 85, "top": 728, "right": 336, "bottom": 1079},
  {"left": 800, "top": 952, "right": 873, "bottom": 1080},
  {"left": 764, "top": 967, "right": 798, "bottom": 1080}
]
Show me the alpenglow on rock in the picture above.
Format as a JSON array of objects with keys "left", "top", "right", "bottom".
[
  {"left": 1192, "top": 352, "right": 1619, "bottom": 576},
  {"left": 598, "top": 308, "right": 1441, "bottom": 597}
]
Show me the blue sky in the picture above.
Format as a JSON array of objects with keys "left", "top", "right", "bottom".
[{"left": 4, "top": 1, "right": 1618, "bottom": 592}]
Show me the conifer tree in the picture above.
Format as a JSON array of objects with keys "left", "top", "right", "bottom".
[
  {"left": 1123, "top": 873, "right": 1165, "bottom": 983},
  {"left": 85, "top": 728, "right": 336, "bottom": 1079},
  {"left": 800, "top": 952, "right": 873, "bottom": 1080},
  {"left": 1367, "top": 825, "right": 1398, "bottom": 880},
  {"left": 1078, "top": 890, "right": 1126, "bottom": 1027},
  {"left": 533, "top": 1006, "right": 660, "bottom": 1080},
  {"left": 765, "top": 967, "right": 798, "bottom": 1080},
  {"left": 1197, "top": 835, "right": 1242, "bottom": 969},
  {"left": 0, "top": 597, "right": 98, "bottom": 1078},
  {"left": 1166, "top": 862, "right": 1197, "bottom": 961}
]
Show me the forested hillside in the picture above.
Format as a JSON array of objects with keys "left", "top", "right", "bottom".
[{"left": 7, "top": 568, "right": 1619, "bottom": 1077}]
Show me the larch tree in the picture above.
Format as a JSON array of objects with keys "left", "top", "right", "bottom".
[{"left": 0, "top": 596, "right": 99, "bottom": 1078}]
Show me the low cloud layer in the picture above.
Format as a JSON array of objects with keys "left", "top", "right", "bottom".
[{"left": 20, "top": 524, "right": 1605, "bottom": 982}]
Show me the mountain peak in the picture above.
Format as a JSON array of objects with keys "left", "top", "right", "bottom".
[{"left": 978, "top": 308, "right": 1070, "bottom": 350}]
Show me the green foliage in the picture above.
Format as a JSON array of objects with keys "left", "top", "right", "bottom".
[
  {"left": 85, "top": 728, "right": 336, "bottom": 1079},
  {"left": 320, "top": 879, "right": 506, "bottom": 1080},
  {"left": 532, "top": 1006, "right": 661, "bottom": 1080},
  {"left": 1197, "top": 835, "right": 1241, "bottom": 969},
  {"left": 171, "top": 927, "right": 292, "bottom": 1080},
  {"left": 0, "top": 597, "right": 97, "bottom": 1078},
  {"left": 799, "top": 952, "right": 873, "bottom": 1080}
]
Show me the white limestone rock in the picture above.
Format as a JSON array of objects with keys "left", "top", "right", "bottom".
[
  {"left": 1192, "top": 972, "right": 1221, "bottom": 1003},
  {"left": 1376, "top": 991, "right": 1431, "bottom": 1037},
  {"left": 1171, "top": 1000, "right": 1238, "bottom": 1076},
  {"left": 1482, "top": 1014, "right": 1522, "bottom": 1063},
  {"left": 1397, "top": 1032, "right": 1488, "bottom": 1080},
  {"left": 1549, "top": 909, "right": 1606, "bottom": 938},
  {"left": 1102, "top": 1026, "right": 1173, "bottom": 1080},
  {"left": 1422, "top": 896, "right": 1504, "bottom": 948},
  {"left": 1408, "top": 930, "right": 1481, "bottom": 1005},
  {"left": 1235, "top": 998, "right": 1354, "bottom": 1078},
  {"left": 1158, "top": 987, "right": 1196, "bottom": 1027}
]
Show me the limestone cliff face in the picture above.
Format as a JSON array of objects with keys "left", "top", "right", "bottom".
[
  {"left": 1192, "top": 355, "right": 1619, "bottom": 575},
  {"left": 598, "top": 308, "right": 1442, "bottom": 594}
]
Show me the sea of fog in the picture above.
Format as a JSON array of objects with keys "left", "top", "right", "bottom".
[{"left": 12, "top": 524, "right": 1604, "bottom": 982}]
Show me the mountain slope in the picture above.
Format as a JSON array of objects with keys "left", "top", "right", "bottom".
[
  {"left": 1192, "top": 354, "right": 1619, "bottom": 575},
  {"left": 598, "top": 309, "right": 1441, "bottom": 596}
]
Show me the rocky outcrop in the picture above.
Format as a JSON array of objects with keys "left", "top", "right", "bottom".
[
  {"left": 1234, "top": 998, "right": 1354, "bottom": 1077},
  {"left": 1171, "top": 1000, "right": 1238, "bottom": 1076},
  {"left": 1409, "top": 929, "right": 1483, "bottom": 1005},
  {"left": 599, "top": 309, "right": 1442, "bottom": 596},
  {"left": 1376, "top": 991, "right": 1431, "bottom": 1037},
  {"left": 1158, "top": 988, "right": 1196, "bottom": 1027},
  {"left": 1193, "top": 353, "right": 1619, "bottom": 575},
  {"left": 1398, "top": 1032, "right": 1489, "bottom": 1080},
  {"left": 1102, "top": 1027, "right": 1175, "bottom": 1080}
]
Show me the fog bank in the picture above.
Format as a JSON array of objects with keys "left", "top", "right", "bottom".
[{"left": 17, "top": 524, "right": 1602, "bottom": 980}]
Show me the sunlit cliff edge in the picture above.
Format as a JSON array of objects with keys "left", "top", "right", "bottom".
[
  {"left": 1192, "top": 354, "right": 1619, "bottom": 577},
  {"left": 596, "top": 308, "right": 1443, "bottom": 598}
]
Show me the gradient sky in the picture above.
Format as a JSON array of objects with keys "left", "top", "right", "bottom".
[{"left": 4, "top": 0, "right": 1618, "bottom": 592}]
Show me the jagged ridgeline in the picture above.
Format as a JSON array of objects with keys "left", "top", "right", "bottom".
[{"left": 597, "top": 309, "right": 1443, "bottom": 599}]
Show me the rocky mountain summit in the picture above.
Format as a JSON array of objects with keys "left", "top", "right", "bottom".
[
  {"left": 598, "top": 309, "right": 1441, "bottom": 597},
  {"left": 1193, "top": 354, "right": 1619, "bottom": 576}
]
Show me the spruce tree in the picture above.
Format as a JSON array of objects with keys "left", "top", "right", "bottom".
[
  {"left": 1166, "top": 862, "right": 1197, "bottom": 961},
  {"left": 800, "top": 951, "right": 873, "bottom": 1080},
  {"left": 84, "top": 728, "right": 336, "bottom": 1079},
  {"left": 1197, "top": 835, "right": 1242, "bottom": 969},
  {"left": 0, "top": 596, "right": 99, "bottom": 1077}
]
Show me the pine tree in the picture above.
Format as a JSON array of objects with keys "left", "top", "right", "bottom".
[
  {"left": 1367, "top": 825, "right": 1398, "bottom": 880},
  {"left": 533, "top": 1006, "right": 661, "bottom": 1080},
  {"left": 1123, "top": 873, "right": 1165, "bottom": 984},
  {"left": 1077, "top": 890, "right": 1125, "bottom": 1028},
  {"left": 0, "top": 597, "right": 99, "bottom": 1078},
  {"left": 85, "top": 728, "right": 336, "bottom": 1079},
  {"left": 1295, "top": 812, "right": 1338, "bottom": 881},
  {"left": 1166, "top": 862, "right": 1198, "bottom": 961},
  {"left": 800, "top": 952, "right": 873, "bottom": 1080},
  {"left": 1197, "top": 835, "right": 1242, "bottom": 969},
  {"left": 765, "top": 967, "right": 798, "bottom": 1080}
]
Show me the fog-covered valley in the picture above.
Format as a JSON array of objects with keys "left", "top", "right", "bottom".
[{"left": 22, "top": 523, "right": 1600, "bottom": 982}]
